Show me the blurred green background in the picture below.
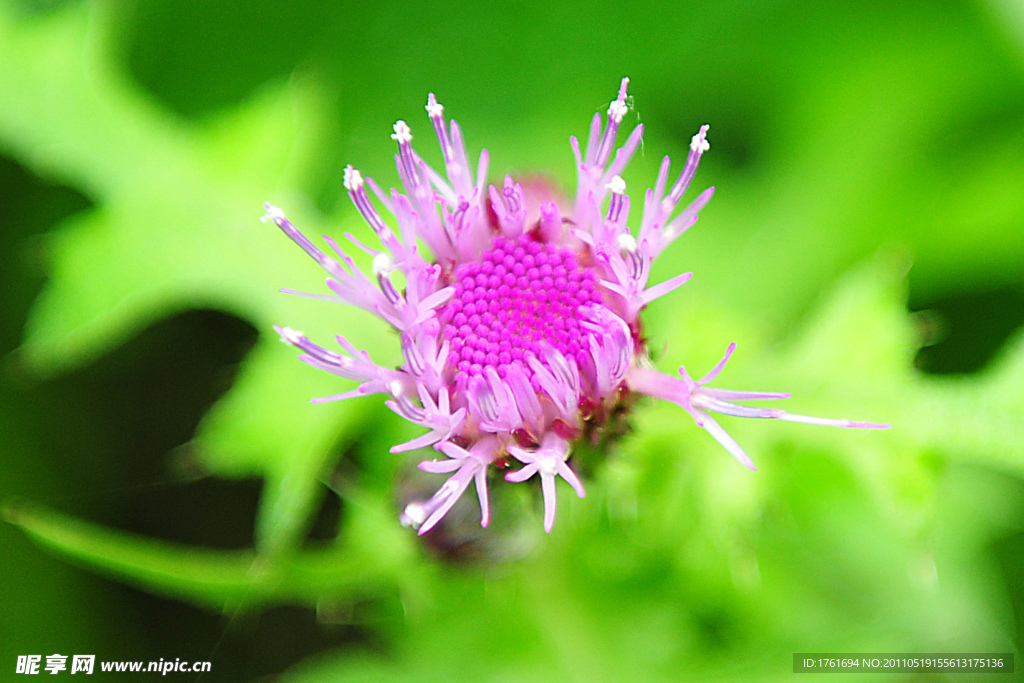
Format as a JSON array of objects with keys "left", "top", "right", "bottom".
[{"left": 2, "top": 0, "right": 1024, "bottom": 680}]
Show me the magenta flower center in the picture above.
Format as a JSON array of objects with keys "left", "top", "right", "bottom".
[{"left": 439, "top": 234, "right": 602, "bottom": 389}]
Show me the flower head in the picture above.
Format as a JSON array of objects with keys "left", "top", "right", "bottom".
[{"left": 265, "top": 78, "right": 888, "bottom": 534}]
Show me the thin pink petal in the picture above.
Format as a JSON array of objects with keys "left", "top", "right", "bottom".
[
  {"left": 778, "top": 414, "right": 892, "bottom": 429},
  {"left": 695, "top": 409, "right": 757, "bottom": 471},
  {"left": 558, "top": 461, "right": 587, "bottom": 499},
  {"left": 698, "top": 343, "right": 737, "bottom": 386},
  {"left": 505, "top": 463, "right": 539, "bottom": 483},
  {"left": 418, "top": 459, "right": 464, "bottom": 474},
  {"left": 475, "top": 468, "right": 490, "bottom": 528},
  {"left": 541, "top": 474, "right": 558, "bottom": 533}
]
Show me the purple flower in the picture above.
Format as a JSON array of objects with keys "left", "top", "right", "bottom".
[{"left": 264, "top": 78, "right": 888, "bottom": 535}]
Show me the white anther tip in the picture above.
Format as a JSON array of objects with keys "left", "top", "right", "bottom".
[
  {"left": 607, "top": 175, "right": 626, "bottom": 194},
  {"left": 391, "top": 120, "right": 413, "bottom": 144},
  {"left": 608, "top": 99, "right": 628, "bottom": 122},
  {"left": 261, "top": 203, "right": 286, "bottom": 224},
  {"left": 690, "top": 125, "right": 710, "bottom": 154},
  {"left": 371, "top": 252, "right": 394, "bottom": 275},
  {"left": 388, "top": 379, "right": 405, "bottom": 398},
  {"left": 425, "top": 93, "right": 444, "bottom": 118},
  {"left": 342, "top": 165, "right": 363, "bottom": 192},
  {"left": 278, "top": 327, "right": 304, "bottom": 345},
  {"left": 617, "top": 233, "right": 637, "bottom": 252},
  {"left": 401, "top": 502, "right": 426, "bottom": 528}
]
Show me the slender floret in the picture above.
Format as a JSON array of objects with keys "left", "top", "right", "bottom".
[{"left": 267, "top": 79, "right": 888, "bottom": 535}]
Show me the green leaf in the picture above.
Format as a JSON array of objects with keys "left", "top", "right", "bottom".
[
  {"left": 0, "top": 2, "right": 390, "bottom": 551},
  {"left": 4, "top": 489, "right": 421, "bottom": 611}
]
